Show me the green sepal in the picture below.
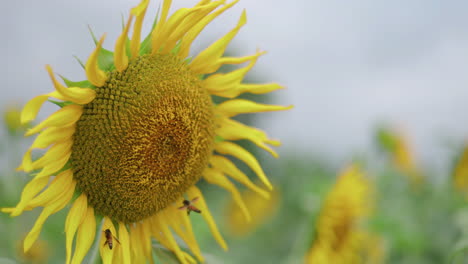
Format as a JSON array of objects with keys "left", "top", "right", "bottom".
[
  {"left": 59, "top": 75, "right": 92, "bottom": 88},
  {"left": 98, "top": 48, "right": 115, "bottom": 72},
  {"left": 171, "top": 40, "right": 182, "bottom": 55},
  {"left": 73, "top": 55, "right": 86, "bottom": 69},
  {"left": 88, "top": 25, "right": 116, "bottom": 71},
  {"left": 48, "top": 100, "right": 73, "bottom": 108},
  {"left": 376, "top": 127, "right": 397, "bottom": 153}
]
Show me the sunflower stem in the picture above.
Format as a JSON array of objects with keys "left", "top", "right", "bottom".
[{"left": 89, "top": 219, "right": 104, "bottom": 264}]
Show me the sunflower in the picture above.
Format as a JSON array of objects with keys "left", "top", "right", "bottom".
[
  {"left": 305, "top": 165, "right": 373, "bottom": 264},
  {"left": 377, "top": 127, "right": 423, "bottom": 185},
  {"left": 453, "top": 145, "right": 468, "bottom": 193},
  {"left": 2, "top": 0, "right": 291, "bottom": 263}
]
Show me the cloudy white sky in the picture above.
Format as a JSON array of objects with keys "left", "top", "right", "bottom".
[{"left": 2, "top": 0, "right": 468, "bottom": 172}]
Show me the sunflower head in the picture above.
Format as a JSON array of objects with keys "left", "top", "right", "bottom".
[{"left": 2, "top": 0, "right": 291, "bottom": 263}]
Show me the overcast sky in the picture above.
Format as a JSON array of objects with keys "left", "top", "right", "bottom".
[{"left": 3, "top": 0, "right": 468, "bottom": 172}]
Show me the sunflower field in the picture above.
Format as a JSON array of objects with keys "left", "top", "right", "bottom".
[{"left": 2, "top": 0, "right": 468, "bottom": 264}]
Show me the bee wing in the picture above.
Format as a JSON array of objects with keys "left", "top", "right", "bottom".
[
  {"left": 113, "top": 236, "right": 121, "bottom": 244},
  {"left": 178, "top": 205, "right": 188, "bottom": 210},
  {"left": 191, "top": 197, "right": 199, "bottom": 203}
]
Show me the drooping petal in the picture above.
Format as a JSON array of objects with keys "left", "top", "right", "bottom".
[
  {"left": 215, "top": 141, "right": 272, "bottom": 189},
  {"left": 85, "top": 34, "right": 108, "bottom": 87},
  {"left": 34, "top": 151, "right": 71, "bottom": 179},
  {"left": 21, "top": 91, "right": 66, "bottom": 124},
  {"left": 26, "top": 170, "right": 74, "bottom": 209},
  {"left": 187, "top": 186, "right": 228, "bottom": 251},
  {"left": 29, "top": 141, "right": 73, "bottom": 172},
  {"left": 164, "top": 208, "right": 203, "bottom": 262},
  {"left": 190, "top": 10, "right": 247, "bottom": 74},
  {"left": 118, "top": 222, "right": 131, "bottom": 264},
  {"left": 216, "top": 99, "right": 293, "bottom": 117},
  {"left": 71, "top": 207, "right": 96, "bottom": 264},
  {"left": 24, "top": 180, "right": 75, "bottom": 252},
  {"left": 30, "top": 125, "right": 76, "bottom": 149},
  {"left": 203, "top": 168, "right": 250, "bottom": 221},
  {"left": 114, "top": 15, "right": 134, "bottom": 72},
  {"left": 25, "top": 104, "right": 83, "bottom": 136},
  {"left": 46, "top": 65, "right": 96, "bottom": 104},
  {"left": 179, "top": 0, "right": 240, "bottom": 58},
  {"left": 65, "top": 194, "right": 88, "bottom": 264},
  {"left": 4, "top": 176, "right": 50, "bottom": 217},
  {"left": 216, "top": 117, "right": 280, "bottom": 158},
  {"left": 129, "top": 225, "right": 145, "bottom": 264},
  {"left": 153, "top": 214, "right": 188, "bottom": 264},
  {"left": 137, "top": 222, "right": 154, "bottom": 264},
  {"left": 100, "top": 217, "right": 117, "bottom": 264},
  {"left": 130, "top": 0, "right": 150, "bottom": 57},
  {"left": 210, "top": 155, "right": 269, "bottom": 198}
]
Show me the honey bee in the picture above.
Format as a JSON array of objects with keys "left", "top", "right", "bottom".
[
  {"left": 178, "top": 197, "right": 201, "bottom": 215},
  {"left": 103, "top": 229, "right": 120, "bottom": 250}
]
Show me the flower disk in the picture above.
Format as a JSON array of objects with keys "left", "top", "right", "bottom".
[{"left": 71, "top": 53, "right": 215, "bottom": 223}]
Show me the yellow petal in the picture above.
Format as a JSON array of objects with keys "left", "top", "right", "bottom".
[
  {"left": 25, "top": 104, "right": 83, "bottom": 137},
  {"left": 9, "top": 176, "right": 50, "bottom": 217},
  {"left": 203, "top": 168, "right": 250, "bottom": 221},
  {"left": 100, "top": 217, "right": 117, "bottom": 264},
  {"left": 65, "top": 194, "right": 88, "bottom": 264},
  {"left": 202, "top": 54, "right": 261, "bottom": 93},
  {"left": 71, "top": 207, "right": 96, "bottom": 264},
  {"left": 85, "top": 34, "right": 108, "bottom": 87},
  {"left": 29, "top": 140, "right": 73, "bottom": 171},
  {"left": 18, "top": 149, "right": 33, "bottom": 172},
  {"left": 162, "top": 1, "right": 224, "bottom": 53},
  {"left": 129, "top": 225, "right": 145, "bottom": 263},
  {"left": 114, "top": 15, "right": 134, "bottom": 72},
  {"left": 46, "top": 65, "right": 96, "bottom": 104},
  {"left": 34, "top": 151, "right": 71, "bottom": 179},
  {"left": 118, "top": 222, "right": 131, "bottom": 264},
  {"left": 216, "top": 99, "right": 293, "bottom": 117},
  {"left": 150, "top": 0, "right": 173, "bottom": 53},
  {"left": 30, "top": 125, "right": 76, "bottom": 149},
  {"left": 130, "top": 0, "right": 150, "bottom": 57},
  {"left": 210, "top": 155, "right": 270, "bottom": 198},
  {"left": 137, "top": 222, "right": 154, "bottom": 264},
  {"left": 190, "top": 9, "right": 247, "bottom": 74},
  {"left": 27, "top": 170, "right": 74, "bottom": 209},
  {"left": 179, "top": 0, "right": 240, "bottom": 59},
  {"left": 153, "top": 214, "right": 188, "bottom": 264},
  {"left": 152, "top": 6, "right": 204, "bottom": 53},
  {"left": 24, "top": 180, "right": 75, "bottom": 252},
  {"left": 21, "top": 91, "right": 66, "bottom": 124},
  {"left": 187, "top": 186, "right": 228, "bottom": 251},
  {"left": 164, "top": 208, "right": 203, "bottom": 262},
  {"left": 216, "top": 118, "right": 280, "bottom": 158},
  {"left": 215, "top": 141, "right": 272, "bottom": 190},
  {"left": 213, "top": 83, "right": 284, "bottom": 98}
]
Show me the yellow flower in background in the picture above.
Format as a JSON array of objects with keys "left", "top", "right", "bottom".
[
  {"left": 16, "top": 237, "right": 49, "bottom": 264},
  {"left": 2, "top": 0, "right": 291, "bottom": 263},
  {"left": 377, "top": 127, "right": 424, "bottom": 185},
  {"left": 360, "top": 233, "right": 386, "bottom": 264},
  {"left": 3, "top": 105, "right": 28, "bottom": 134},
  {"left": 305, "top": 165, "right": 373, "bottom": 264},
  {"left": 225, "top": 188, "right": 279, "bottom": 237},
  {"left": 453, "top": 145, "right": 468, "bottom": 192}
]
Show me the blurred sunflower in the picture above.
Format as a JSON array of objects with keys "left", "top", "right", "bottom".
[
  {"left": 2, "top": 0, "right": 291, "bottom": 263},
  {"left": 305, "top": 165, "right": 373, "bottom": 264},
  {"left": 377, "top": 127, "right": 423, "bottom": 185},
  {"left": 453, "top": 145, "right": 468, "bottom": 193}
]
